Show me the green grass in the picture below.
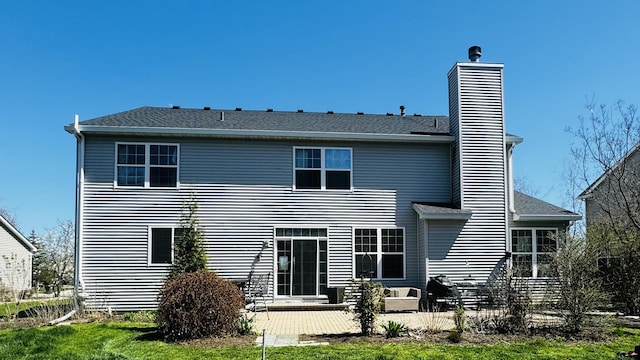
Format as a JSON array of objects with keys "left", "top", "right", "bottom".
[
  {"left": 0, "top": 322, "right": 639, "bottom": 359},
  {"left": 0, "top": 299, "right": 71, "bottom": 319}
]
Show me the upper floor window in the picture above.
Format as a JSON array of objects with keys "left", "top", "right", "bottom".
[
  {"left": 294, "top": 147, "right": 352, "bottom": 190},
  {"left": 511, "top": 228, "right": 557, "bottom": 278},
  {"left": 354, "top": 228, "right": 405, "bottom": 279},
  {"left": 116, "top": 143, "right": 179, "bottom": 187}
]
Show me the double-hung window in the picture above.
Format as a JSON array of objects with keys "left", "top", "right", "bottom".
[
  {"left": 511, "top": 228, "right": 557, "bottom": 278},
  {"left": 149, "top": 227, "right": 183, "bottom": 265},
  {"left": 354, "top": 228, "right": 405, "bottom": 279},
  {"left": 294, "top": 147, "right": 352, "bottom": 190},
  {"left": 116, "top": 143, "right": 179, "bottom": 187}
]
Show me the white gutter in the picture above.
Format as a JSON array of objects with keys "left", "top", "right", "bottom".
[
  {"left": 513, "top": 214, "right": 582, "bottom": 221},
  {"left": 63, "top": 125, "right": 455, "bottom": 144},
  {"left": 72, "top": 114, "right": 85, "bottom": 297},
  {"left": 0, "top": 216, "right": 37, "bottom": 252}
]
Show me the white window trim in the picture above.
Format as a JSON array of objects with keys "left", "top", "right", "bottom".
[
  {"left": 292, "top": 146, "right": 353, "bottom": 191},
  {"left": 352, "top": 227, "right": 406, "bottom": 280},
  {"left": 114, "top": 142, "right": 180, "bottom": 189},
  {"left": 510, "top": 227, "right": 558, "bottom": 279},
  {"left": 273, "top": 226, "right": 329, "bottom": 298},
  {"left": 147, "top": 225, "right": 180, "bottom": 267}
]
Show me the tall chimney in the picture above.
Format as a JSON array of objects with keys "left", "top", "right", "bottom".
[
  {"left": 447, "top": 46, "right": 506, "bottom": 281},
  {"left": 468, "top": 45, "right": 482, "bottom": 62}
]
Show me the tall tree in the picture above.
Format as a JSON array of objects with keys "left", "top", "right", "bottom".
[
  {"left": 567, "top": 99, "right": 640, "bottom": 314},
  {"left": 169, "top": 197, "right": 208, "bottom": 279},
  {"left": 41, "top": 220, "right": 75, "bottom": 297},
  {"left": 29, "top": 230, "right": 56, "bottom": 293}
]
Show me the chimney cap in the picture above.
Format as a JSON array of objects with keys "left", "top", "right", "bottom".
[{"left": 468, "top": 46, "right": 482, "bottom": 62}]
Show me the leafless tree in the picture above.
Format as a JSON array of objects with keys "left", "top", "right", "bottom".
[
  {"left": 41, "top": 220, "right": 75, "bottom": 297},
  {"left": 0, "top": 208, "right": 18, "bottom": 229},
  {"left": 0, "top": 253, "right": 30, "bottom": 320},
  {"left": 566, "top": 99, "right": 640, "bottom": 314}
]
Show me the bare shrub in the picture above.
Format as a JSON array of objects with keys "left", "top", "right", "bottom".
[
  {"left": 156, "top": 272, "right": 244, "bottom": 341},
  {"left": 545, "top": 233, "right": 607, "bottom": 332},
  {"left": 471, "top": 267, "right": 533, "bottom": 335},
  {"left": 416, "top": 309, "right": 450, "bottom": 333}
]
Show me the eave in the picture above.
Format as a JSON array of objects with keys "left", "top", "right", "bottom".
[
  {"left": 64, "top": 125, "right": 456, "bottom": 143},
  {"left": 412, "top": 203, "right": 473, "bottom": 220},
  {"left": 0, "top": 216, "right": 37, "bottom": 253},
  {"left": 513, "top": 213, "right": 582, "bottom": 222}
]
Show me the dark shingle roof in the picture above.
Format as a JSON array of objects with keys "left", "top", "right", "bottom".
[
  {"left": 514, "top": 191, "right": 580, "bottom": 220},
  {"left": 74, "top": 106, "right": 450, "bottom": 135},
  {"left": 413, "top": 192, "right": 580, "bottom": 221}
]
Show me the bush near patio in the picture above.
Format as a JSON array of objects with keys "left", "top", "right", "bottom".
[{"left": 156, "top": 271, "right": 244, "bottom": 341}]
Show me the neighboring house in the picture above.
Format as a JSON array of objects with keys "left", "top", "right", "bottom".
[
  {"left": 579, "top": 141, "right": 640, "bottom": 227},
  {"left": 0, "top": 215, "right": 36, "bottom": 294},
  {"left": 65, "top": 47, "right": 580, "bottom": 311}
]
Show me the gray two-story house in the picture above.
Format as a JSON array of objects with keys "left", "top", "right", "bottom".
[{"left": 66, "top": 48, "right": 580, "bottom": 311}]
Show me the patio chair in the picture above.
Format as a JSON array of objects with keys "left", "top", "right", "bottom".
[{"left": 246, "top": 271, "right": 270, "bottom": 319}]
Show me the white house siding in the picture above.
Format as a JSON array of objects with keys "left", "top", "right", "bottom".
[
  {"left": 431, "top": 62, "right": 507, "bottom": 283},
  {"left": 0, "top": 223, "right": 33, "bottom": 292},
  {"left": 80, "top": 136, "right": 452, "bottom": 310}
]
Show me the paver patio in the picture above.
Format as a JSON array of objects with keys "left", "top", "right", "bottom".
[{"left": 252, "top": 310, "right": 456, "bottom": 335}]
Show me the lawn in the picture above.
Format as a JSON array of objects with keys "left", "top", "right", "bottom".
[
  {"left": 0, "top": 322, "right": 639, "bottom": 359},
  {"left": 0, "top": 298, "right": 72, "bottom": 320}
]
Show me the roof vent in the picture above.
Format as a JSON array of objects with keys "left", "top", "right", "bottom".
[
  {"left": 468, "top": 45, "right": 482, "bottom": 62},
  {"left": 172, "top": 105, "right": 180, "bottom": 109},
  {"left": 266, "top": 108, "right": 273, "bottom": 112},
  {"left": 400, "top": 105, "right": 405, "bottom": 116},
  {"left": 356, "top": 112, "right": 364, "bottom": 115},
  {"left": 327, "top": 110, "right": 334, "bottom": 114},
  {"left": 203, "top": 106, "right": 211, "bottom": 111},
  {"left": 220, "top": 111, "right": 225, "bottom": 121},
  {"left": 414, "top": 113, "right": 421, "bottom": 117},
  {"left": 235, "top": 107, "right": 242, "bottom": 111},
  {"left": 386, "top": 112, "right": 393, "bottom": 116},
  {"left": 297, "top": 109, "right": 304, "bottom": 113}
]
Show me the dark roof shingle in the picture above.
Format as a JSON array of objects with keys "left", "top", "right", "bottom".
[{"left": 74, "top": 106, "right": 450, "bottom": 135}]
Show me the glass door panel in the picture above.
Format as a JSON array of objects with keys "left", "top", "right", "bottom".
[{"left": 292, "top": 240, "right": 317, "bottom": 296}]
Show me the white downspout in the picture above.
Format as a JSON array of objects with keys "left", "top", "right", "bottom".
[
  {"left": 73, "top": 114, "right": 85, "bottom": 297},
  {"left": 507, "top": 143, "right": 516, "bottom": 213}
]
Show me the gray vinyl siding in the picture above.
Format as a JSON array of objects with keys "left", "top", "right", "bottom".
[
  {"left": 80, "top": 136, "right": 451, "bottom": 310},
  {"left": 417, "top": 218, "right": 427, "bottom": 294},
  {"left": 0, "top": 224, "right": 33, "bottom": 292},
  {"left": 448, "top": 68, "right": 461, "bottom": 206},
  {"left": 433, "top": 63, "right": 507, "bottom": 283}
]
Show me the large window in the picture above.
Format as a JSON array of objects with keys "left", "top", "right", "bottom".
[
  {"left": 354, "top": 228, "right": 404, "bottom": 279},
  {"left": 117, "top": 143, "right": 179, "bottom": 187},
  {"left": 149, "top": 227, "right": 183, "bottom": 265},
  {"left": 511, "top": 228, "right": 557, "bottom": 278},
  {"left": 294, "top": 147, "right": 351, "bottom": 190}
]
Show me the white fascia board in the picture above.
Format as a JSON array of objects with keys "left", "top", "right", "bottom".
[
  {"left": 513, "top": 214, "right": 582, "bottom": 221},
  {"left": 0, "top": 216, "right": 37, "bottom": 253},
  {"left": 65, "top": 125, "right": 455, "bottom": 143},
  {"left": 506, "top": 135, "right": 523, "bottom": 144},
  {"left": 419, "top": 213, "right": 473, "bottom": 220}
]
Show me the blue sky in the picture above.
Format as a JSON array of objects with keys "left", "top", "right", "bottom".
[{"left": 1, "top": 1, "right": 639, "bottom": 235}]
